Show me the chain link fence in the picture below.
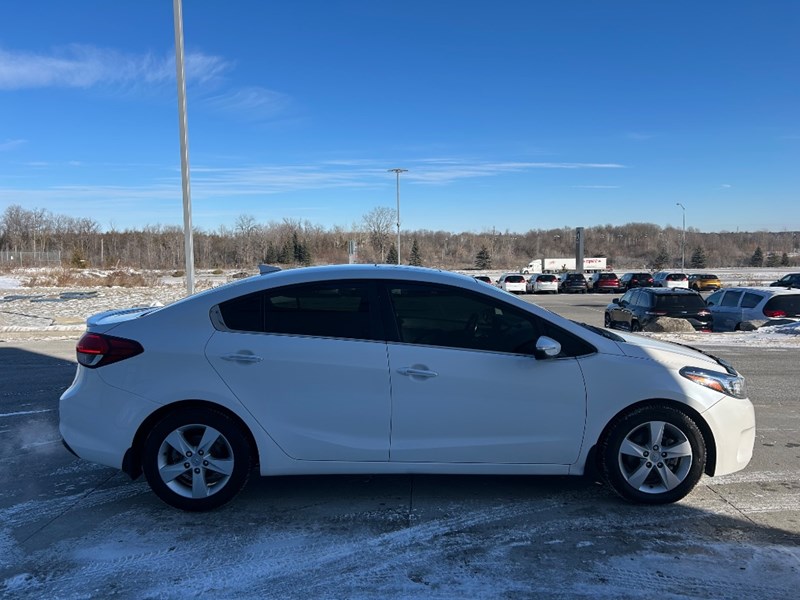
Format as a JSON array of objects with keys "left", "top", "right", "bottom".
[{"left": 0, "top": 250, "right": 62, "bottom": 266}]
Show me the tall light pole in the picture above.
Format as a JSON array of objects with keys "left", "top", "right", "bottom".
[
  {"left": 676, "top": 202, "right": 686, "bottom": 270},
  {"left": 173, "top": 0, "right": 195, "bottom": 295},
  {"left": 388, "top": 168, "right": 407, "bottom": 265}
]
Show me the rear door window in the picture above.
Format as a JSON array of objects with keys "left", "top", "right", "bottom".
[
  {"left": 218, "top": 281, "right": 381, "bottom": 341},
  {"left": 721, "top": 291, "right": 743, "bottom": 307},
  {"left": 741, "top": 292, "right": 763, "bottom": 309}
]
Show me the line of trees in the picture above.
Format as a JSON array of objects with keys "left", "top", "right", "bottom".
[{"left": 1, "top": 205, "right": 798, "bottom": 271}]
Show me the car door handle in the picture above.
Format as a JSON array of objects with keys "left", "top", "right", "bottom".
[
  {"left": 397, "top": 367, "right": 438, "bottom": 378},
  {"left": 221, "top": 353, "right": 263, "bottom": 363}
]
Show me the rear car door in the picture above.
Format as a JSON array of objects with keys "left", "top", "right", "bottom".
[
  {"left": 205, "top": 280, "right": 392, "bottom": 461},
  {"left": 382, "top": 282, "right": 588, "bottom": 464}
]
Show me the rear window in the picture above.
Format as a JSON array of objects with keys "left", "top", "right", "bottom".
[
  {"left": 566, "top": 274, "right": 586, "bottom": 281},
  {"left": 653, "top": 294, "right": 707, "bottom": 309},
  {"left": 505, "top": 275, "right": 525, "bottom": 283},
  {"left": 700, "top": 274, "right": 718, "bottom": 280},
  {"left": 537, "top": 275, "right": 557, "bottom": 282},
  {"left": 666, "top": 274, "right": 688, "bottom": 281},
  {"left": 598, "top": 273, "right": 617, "bottom": 280},
  {"left": 764, "top": 295, "right": 800, "bottom": 317}
]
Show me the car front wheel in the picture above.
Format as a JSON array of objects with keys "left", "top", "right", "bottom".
[
  {"left": 600, "top": 405, "right": 706, "bottom": 504},
  {"left": 142, "top": 408, "right": 252, "bottom": 511},
  {"left": 604, "top": 313, "right": 612, "bottom": 328}
]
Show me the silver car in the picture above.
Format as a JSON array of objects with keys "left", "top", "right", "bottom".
[{"left": 705, "top": 286, "right": 800, "bottom": 331}]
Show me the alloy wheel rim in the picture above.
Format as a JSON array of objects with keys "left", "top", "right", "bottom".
[
  {"left": 617, "top": 420, "right": 693, "bottom": 494},
  {"left": 157, "top": 424, "right": 235, "bottom": 498}
]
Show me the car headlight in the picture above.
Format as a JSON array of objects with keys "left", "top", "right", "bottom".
[{"left": 680, "top": 366, "right": 747, "bottom": 399}]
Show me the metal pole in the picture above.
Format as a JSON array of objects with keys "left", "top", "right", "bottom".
[
  {"left": 173, "top": 0, "right": 195, "bottom": 295},
  {"left": 388, "top": 168, "right": 407, "bottom": 265},
  {"left": 676, "top": 202, "right": 686, "bottom": 270}
]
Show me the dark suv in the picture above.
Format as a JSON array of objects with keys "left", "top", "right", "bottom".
[
  {"left": 770, "top": 273, "right": 800, "bottom": 288},
  {"left": 558, "top": 272, "right": 588, "bottom": 294},
  {"left": 604, "top": 287, "right": 712, "bottom": 332},
  {"left": 619, "top": 272, "right": 654, "bottom": 291}
]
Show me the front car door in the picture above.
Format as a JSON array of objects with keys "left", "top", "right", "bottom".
[{"left": 382, "top": 282, "right": 589, "bottom": 465}]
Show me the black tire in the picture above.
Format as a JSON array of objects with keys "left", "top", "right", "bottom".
[
  {"left": 142, "top": 408, "right": 252, "bottom": 511},
  {"left": 604, "top": 313, "right": 612, "bottom": 328},
  {"left": 631, "top": 321, "right": 641, "bottom": 332},
  {"left": 600, "top": 404, "right": 706, "bottom": 504}
]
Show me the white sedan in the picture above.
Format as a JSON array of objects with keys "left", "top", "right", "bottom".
[{"left": 60, "top": 265, "right": 755, "bottom": 511}]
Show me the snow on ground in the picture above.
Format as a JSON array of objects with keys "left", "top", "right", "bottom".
[{"left": 2, "top": 267, "right": 799, "bottom": 346}]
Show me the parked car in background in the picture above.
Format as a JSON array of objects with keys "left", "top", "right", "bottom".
[
  {"left": 769, "top": 273, "right": 800, "bottom": 288},
  {"left": 59, "top": 264, "right": 755, "bottom": 510},
  {"left": 653, "top": 272, "right": 689, "bottom": 289},
  {"left": 619, "top": 272, "right": 655, "bottom": 291},
  {"left": 689, "top": 273, "right": 722, "bottom": 291},
  {"left": 558, "top": 272, "right": 589, "bottom": 294},
  {"left": 526, "top": 273, "right": 558, "bottom": 294},
  {"left": 473, "top": 275, "right": 493, "bottom": 284},
  {"left": 496, "top": 273, "right": 528, "bottom": 294},
  {"left": 589, "top": 272, "right": 621, "bottom": 293},
  {"left": 605, "top": 287, "right": 712, "bottom": 332},
  {"left": 705, "top": 287, "right": 800, "bottom": 331}
]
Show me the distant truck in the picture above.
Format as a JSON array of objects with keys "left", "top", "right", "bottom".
[{"left": 524, "top": 257, "right": 607, "bottom": 274}]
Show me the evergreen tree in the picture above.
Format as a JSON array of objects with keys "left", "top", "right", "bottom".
[
  {"left": 277, "top": 240, "right": 292, "bottom": 263},
  {"left": 750, "top": 246, "right": 764, "bottom": 267},
  {"left": 263, "top": 242, "right": 279, "bottom": 264},
  {"left": 689, "top": 246, "right": 707, "bottom": 269},
  {"left": 475, "top": 245, "right": 492, "bottom": 269},
  {"left": 409, "top": 238, "right": 423, "bottom": 266},
  {"left": 781, "top": 252, "right": 790, "bottom": 267},
  {"left": 765, "top": 252, "right": 779, "bottom": 267},
  {"left": 385, "top": 245, "right": 398, "bottom": 264},
  {"left": 651, "top": 245, "right": 670, "bottom": 271}
]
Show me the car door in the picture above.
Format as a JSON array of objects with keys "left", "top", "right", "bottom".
[
  {"left": 205, "top": 280, "right": 392, "bottom": 462},
  {"left": 714, "top": 290, "right": 744, "bottom": 331},
  {"left": 610, "top": 289, "right": 636, "bottom": 329},
  {"left": 382, "top": 282, "right": 588, "bottom": 464}
]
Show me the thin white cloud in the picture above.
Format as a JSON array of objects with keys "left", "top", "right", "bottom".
[
  {"left": 572, "top": 185, "right": 620, "bottom": 189},
  {"left": 0, "top": 139, "right": 26, "bottom": 151},
  {"left": 626, "top": 132, "right": 653, "bottom": 141},
  {"left": 720, "top": 183, "right": 732, "bottom": 188},
  {"left": 0, "top": 44, "right": 230, "bottom": 90},
  {"left": 203, "top": 86, "right": 290, "bottom": 120}
]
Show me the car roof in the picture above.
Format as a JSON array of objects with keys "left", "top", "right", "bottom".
[
  {"left": 715, "top": 286, "right": 800, "bottom": 296},
  {"left": 640, "top": 287, "right": 699, "bottom": 295}
]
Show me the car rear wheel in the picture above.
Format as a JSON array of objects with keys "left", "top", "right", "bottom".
[
  {"left": 604, "top": 313, "right": 612, "bottom": 328},
  {"left": 600, "top": 405, "right": 706, "bottom": 504},
  {"left": 631, "top": 321, "right": 641, "bottom": 332},
  {"left": 142, "top": 408, "right": 252, "bottom": 511}
]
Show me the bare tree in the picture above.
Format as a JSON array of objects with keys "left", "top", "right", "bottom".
[{"left": 361, "top": 206, "right": 396, "bottom": 262}]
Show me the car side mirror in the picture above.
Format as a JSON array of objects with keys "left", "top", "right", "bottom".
[
  {"left": 612, "top": 298, "right": 620, "bottom": 305},
  {"left": 534, "top": 336, "right": 561, "bottom": 359}
]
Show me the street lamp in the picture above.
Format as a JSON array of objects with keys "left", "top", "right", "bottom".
[
  {"left": 388, "top": 168, "right": 407, "bottom": 265},
  {"left": 676, "top": 202, "right": 686, "bottom": 270}
]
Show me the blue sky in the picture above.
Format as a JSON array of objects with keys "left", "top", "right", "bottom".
[{"left": 1, "top": 1, "right": 798, "bottom": 234}]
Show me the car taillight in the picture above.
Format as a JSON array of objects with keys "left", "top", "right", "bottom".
[
  {"left": 76, "top": 332, "right": 144, "bottom": 368},
  {"left": 764, "top": 309, "right": 786, "bottom": 318}
]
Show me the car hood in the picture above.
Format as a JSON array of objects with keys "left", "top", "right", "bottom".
[{"left": 610, "top": 331, "right": 733, "bottom": 373}]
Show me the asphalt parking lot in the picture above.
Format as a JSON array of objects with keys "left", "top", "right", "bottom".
[{"left": 1, "top": 294, "right": 798, "bottom": 599}]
